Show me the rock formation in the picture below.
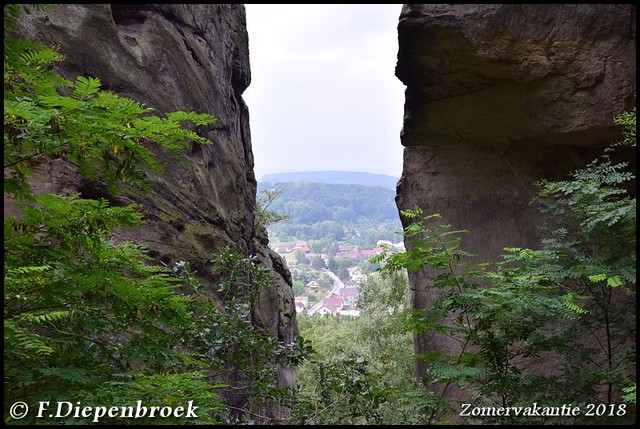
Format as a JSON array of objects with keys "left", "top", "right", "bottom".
[
  {"left": 12, "top": 4, "right": 297, "bottom": 422},
  {"left": 396, "top": 2, "right": 635, "bottom": 394}
]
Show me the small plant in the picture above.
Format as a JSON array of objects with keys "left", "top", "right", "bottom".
[
  {"left": 4, "top": 5, "right": 224, "bottom": 424},
  {"left": 376, "top": 108, "right": 636, "bottom": 424}
]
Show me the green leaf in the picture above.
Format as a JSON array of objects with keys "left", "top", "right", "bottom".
[
  {"left": 72, "top": 76, "right": 101, "bottom": 100},
  {"left": 606, "top": 276, "right": 623, "bottom": 288}
]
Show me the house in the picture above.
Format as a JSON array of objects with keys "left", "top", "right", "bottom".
[
  {"left": 274, "top": 245, "right": 292, "bottom": 253},
  {"left": 315, "top": 296, "right": 343, "bottom": 316},
  {"left": 306, "top": 280, "right": 319, "bottom": 291},
  {"left": 343, "top": 279, "right": 359, "bottom": 288},
  {"left": 338, "top": 287, "right": 359, "bottom": 301},
  {"left": 360, "top": 249, "right": 376, "bottom": 258},
  {"left": 348, "top": 266, "right": 361, "bottom": 277},
  {"left": 295, "top": 301, "right": 306, "bottom": 313},
  {"left": 315, "top": 306, "right": 335, "bottom": 316},
  {"left": 294, "top": 240, "right": 309, "bottom": 249},
  {"left": 338, "top": 246, "right": 351, "bottom": 254},
  {"left": 299, "top": 245, "right": 312, "bottom": 254},
  {"left": 322, "top": 297, "right": 343, "bottom": 311},
  {"left": 294, "top": 296, "right": 308, "bottom": 308},
  {"left": 360, "top": 248, "right": 385, "bottom": 259},
  {"left": 345, "top": 250, "right": 362, "bottom": 260},
  {"left": 334, "top": 294, "right": 355, "bottom": 308},
  {"left": 348, "top": 266, "right": 366, "bottom": 283}
]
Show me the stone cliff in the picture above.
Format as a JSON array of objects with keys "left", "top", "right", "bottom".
[
  {"left": 396, "top": 2, "right": 635, "bottom": 392},
  {"left": 12, "top": 4, "right": 297, "bottom": 421}
]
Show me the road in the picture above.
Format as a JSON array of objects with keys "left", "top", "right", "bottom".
[{"left": 306, "top": 269, "right": 345, "bottom": 316}]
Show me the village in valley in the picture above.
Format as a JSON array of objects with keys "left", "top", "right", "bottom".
[
  {"left": 271, "top": 239, "right": 405, "bottom": 317},
  {"left": 258, "top": 173, "right": 406, "bottom": 318}
]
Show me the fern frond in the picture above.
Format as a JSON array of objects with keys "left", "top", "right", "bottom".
[
  {"left": 166, "top": 111, "right": 217, "bottom": 126},
  {"left": 94, "top": 91, "right": 150, "bottom": 116},
  {"left": 72, "top": 76, "right": 101, "bottom": 100},
  {"left": 19, "top": 47, "right": 64, "bottom": 66},
  {"left": 4, "top": 321, "right": 55, "bottom": 356},
  {"left": 17, "top": 310, "right": 70, "bottom": 324},
  {"left": 561, "top": 293, "right": 589, "bottom": 315},
  {"left": 7, "top": 265, "right": 53, "bottom": 276}
]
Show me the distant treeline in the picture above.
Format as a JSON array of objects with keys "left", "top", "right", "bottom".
[
  {"left": 257, "top": 182, "right": 399, "bottom": 224},
  {"left": 257, "top": 182, "right": 402, "bottom": 244}
]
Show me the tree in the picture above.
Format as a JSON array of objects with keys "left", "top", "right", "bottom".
[
  {"left": 4, "top": 5, "right": 233, "bottom": 424},
  {"left": 288, "top": 270, "right": 415, "bottom": 425},
  {"left": 310, "top": 255, "right": 326, "bottom": 270},
  {"left": 255, "top": 185, "right": 290, "bottom": 238},
  {"left": 291, "top": 315, "right": 388, "bottom": 424},
  {"left": 293, "top": 249, "right": 308, "bottom": 265},
  {"left": 4, "top": 23, "right": 214, "bottom": 198},
  {"left": 375, "top": 108, "right": 636, "bottom": 424},
  {"left": 292, "top": 280, "right": 306, "bottom": 296},
  {"left": 336, "top": 265, "right": 350, "bottom": 283}
]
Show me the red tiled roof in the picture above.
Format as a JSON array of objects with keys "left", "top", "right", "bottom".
[{"left": 321, "top": 297, "right": 343, "bottom": 313}]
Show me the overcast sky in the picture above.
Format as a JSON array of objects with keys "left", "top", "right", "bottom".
[{"left": 243, "top": 4, "right": 406, "bottom": 179}]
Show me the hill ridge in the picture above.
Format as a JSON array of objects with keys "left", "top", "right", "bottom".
[{"left": 259, "top": 171, "right": 399, "bottom": 190}]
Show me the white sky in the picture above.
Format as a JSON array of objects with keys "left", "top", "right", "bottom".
[{"left": 243, "top": 4, "right": 406, "bottom": 179}]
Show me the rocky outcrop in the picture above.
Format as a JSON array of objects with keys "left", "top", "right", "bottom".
[
  {"left": 396, "top": 2, "right": 635, "bottom": 390},
  {"left": 13, "top": 4, "right": 297, "bottom": 421}
]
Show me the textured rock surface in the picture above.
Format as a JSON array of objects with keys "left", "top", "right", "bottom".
[
  {"left": 396, "top": 3, "right": 635, "bottom": 389},
  {"left": 13, "top": 4, "right": 297, "bottom": 420}
]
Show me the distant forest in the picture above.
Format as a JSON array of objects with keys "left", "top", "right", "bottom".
[{"left": 257, "top": 181, "right": 402, "bottom": 244}]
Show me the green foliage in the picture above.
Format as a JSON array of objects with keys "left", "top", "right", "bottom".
[
  {"left": 3, "top": 191, "right": 228, "bottom": 424},
  {"left": 372, "top": 209, "right": 476, "bottom": 276},
  {"left": 2, "top": 5, "right": 258, "bottom": 425},
  {"left": 5, "top": 4, "right": 636, "bottom": 425},
  {"left": 295, "top": 352, "right": 389, "bottom": 425},
  {"left": 291, "top": 320, "right": 386, "bottom": 425},
  {"left": 614, "top": 106, "right": 635, "bottom": 147},
  {"left": 310, "top": 255, "right": 326, "bottom": 270},
  {"left": 255, "top": 185, "right": 290, "bottom": 238},
  {"left": 292, "top": 248, "right": 308, "bottom": 265},
  {"left": 258, "top": 181, "right": 402, "bottom": 246},
  {"left": 4, "top": 15, "right": 216, "bottom": 198},
  {"left": 292, "top": 280, "right": 306, "bottom": 296},
  {"left": 376, "top": 109, "right": 636, "bottom": 424},
  {"left": 622, "top": 385, "right": 636, "bottom": 404},
  {"left": 170, "top": 249, "right": 306, "bottom": 424},
  {"left": 289, "top": 271, "right": 415, "bottom": 425}
]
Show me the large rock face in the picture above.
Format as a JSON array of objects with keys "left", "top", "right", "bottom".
[
  {"left": 13, "top": 4, "right": 297, "bottom": 420},
  {"left": 396, "top": 3, "right": 635, "bottom": 388}
]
